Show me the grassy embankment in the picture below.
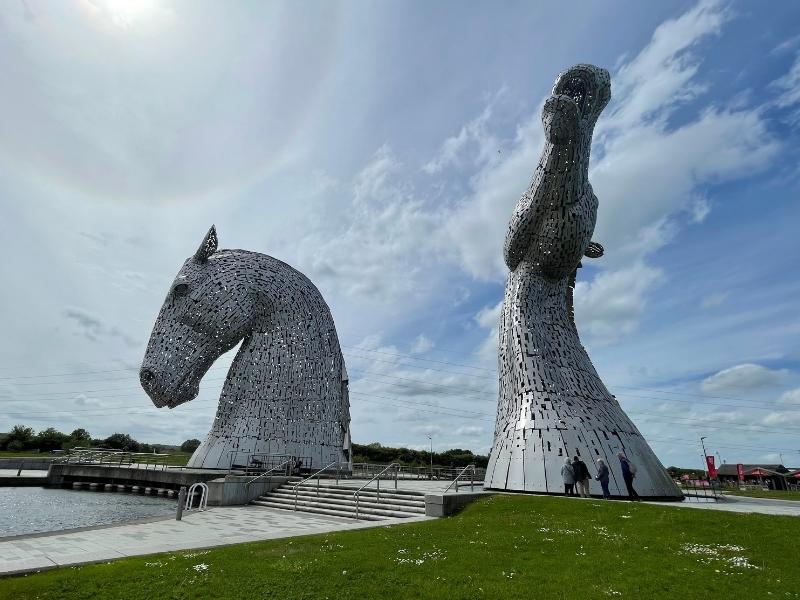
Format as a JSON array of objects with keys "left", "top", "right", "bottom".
[
  {"left": 0, "top": 450, "right": 192, "bottom": 465},
  {"left": 723, "top": 489, "right": 800, "bottom": 502},
  {"left": 2, "top": 495, "right": 798, "bottom": 600}
]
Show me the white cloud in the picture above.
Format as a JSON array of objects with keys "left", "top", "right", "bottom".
[
  {"left": 761, "top": 411, "right": 800, "bottom": 427},
  {"left": 422, "top": 92, "right": 504, "bottom": 175},
  {"left": 574, "top": 263, "right": 663, "bottom": 344},
  {"left": 454, "top": 425, "right": 485, "bottom": 436},
  {"left": 410, "top": 334, "right": 435, "bottom": 355},
  {"left": 700, "top": 364, "right": 789, "bottom": 393},
  {"left": 474, "top": 301, "right": 503, "bottom": 364},
  {"left": 689, "top": 196, "right": 711, "bottom": 223},
  {"left": 701, "top": 291, "right": 729, "bottom": 309},
  {"left": 772, "top": 51, "right": 800, "bottom": 110},
  {"left": 297, "top": 146, "right": 451, "bottom": 306},
  {"left": 411, "top": 424, "right": 443, "bottom": 436},
  {"left": 778, "top": 387, "right": 800, "bottom": 406}
]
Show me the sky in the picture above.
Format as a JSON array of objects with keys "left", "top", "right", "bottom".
[{"left": 1, "top": 0, "right": 799, "bottom": 470}]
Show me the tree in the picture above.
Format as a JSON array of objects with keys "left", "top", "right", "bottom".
[
  {"left": 62, "top": 428, "right": 93, "bottom": 450},
  {"left": 34, "top": 427, "right": 69, "bottom": 452},
  {"left": 4, "top": 425, "right": 35, "bottom": 451},
  {"left": 102, "top": 433, "right": 140, "bottom": 452},
  {"left": 180, "top": 439, "right": 201, "bottom": 453},
  {"left": 70, "top": 428, "right": 91, "bottom": 442}
]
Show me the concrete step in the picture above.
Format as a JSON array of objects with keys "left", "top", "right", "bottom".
[
  {"left": 287, "top": 483, "right": 427, "bottom": 501},
  {"left": 251, "top": 499, "right": 386, "bottom": 521},
  {"left": 268, "top": 490, "right": 426, "bottom": 514},
  {"left": 272, "top": 487, "right": 425, "bottom": 509},
  {"left": 256, "top": 495, "right": 419, "bottom": 519}
]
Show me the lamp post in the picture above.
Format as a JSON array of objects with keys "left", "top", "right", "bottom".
[
  {"left": 428, "top": 435, "right": 433, "bottom": 479},
  {"left": 700, "top": 437, "right": 709, "bottom": 478}
]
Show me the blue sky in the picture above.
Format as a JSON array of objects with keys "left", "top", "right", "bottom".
[{"left": 1, "top": 0, "right": 799, "bottom": 469}]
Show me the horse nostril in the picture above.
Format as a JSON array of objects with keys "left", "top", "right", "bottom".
[{"left": 140, "top": 368, "right": 156, "bottom": 387}]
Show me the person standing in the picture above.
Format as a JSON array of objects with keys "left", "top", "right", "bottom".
[
  {"left": 572, "top": 456, "right": 591, "bottom": 498},
  {"left": 595, "top": 458, "right": 610, "bottom": 499},
  {"left": 561, "top": 457, "right": 576, "bottom": 496},
  {"left": 618, "top": 452, "right": 640, "bottom": 501}
]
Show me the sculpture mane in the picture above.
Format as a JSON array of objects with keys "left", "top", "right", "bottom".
[
  {"left": 140, "top": 227, "right": 351, "bottom": 470},
  {"left": 485, "top": 65, "right": 681, "bottom": 497}
]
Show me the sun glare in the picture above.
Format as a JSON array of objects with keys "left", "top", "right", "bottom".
[{"left": 89, "top": 0, "right": 160, "bottom": 29}]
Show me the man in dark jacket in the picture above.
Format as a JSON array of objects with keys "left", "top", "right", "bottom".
[
  {"left": 618, "top": 453, "right": 640, "bottom": 501},
  {"left": 572, "top": 456, "right": 591, "bottom": 498}
]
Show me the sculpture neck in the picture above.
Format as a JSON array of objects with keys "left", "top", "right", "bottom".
[{"left": 539, "top": 130, "right": 593, "bottom": 200}]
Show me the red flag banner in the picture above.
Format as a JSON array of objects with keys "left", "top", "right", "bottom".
[
  {"left": 706, "top": 455, "right": 718, "bottom": 479},
  {"left": 736, "top": 463, "right": 745, "bottom": 482}
]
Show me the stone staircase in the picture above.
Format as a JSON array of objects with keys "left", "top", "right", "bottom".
[{"left": 251, "top": 480, "right": 427, "bottom": 521}]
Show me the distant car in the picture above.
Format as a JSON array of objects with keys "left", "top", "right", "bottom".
[{"left": 50, "top": 449, "right": 65, "bottom": 455}]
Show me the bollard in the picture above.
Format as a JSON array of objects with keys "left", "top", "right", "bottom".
[{"left": 176, "top": 486, "right": 187, "bottom": 521}]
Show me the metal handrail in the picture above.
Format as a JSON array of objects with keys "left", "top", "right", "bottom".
[
  {"left": 245, "top": 459, "right": 293, "bottom": 488},
  {"left": 443, "top": 464, "right": 476, "bottom": 493},
  {"left": 293, "top": 461, "right": 342, "bottom": 511},
  {"left": 353, "top": 463, "right": 399, "bottom": 520}
]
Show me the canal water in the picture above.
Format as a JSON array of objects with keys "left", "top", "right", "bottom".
[{"left": 0, "top": 487, "right": 175, "bottom": 537}]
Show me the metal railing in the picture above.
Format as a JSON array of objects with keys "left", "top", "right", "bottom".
[
  {"left": 353, "top": 463, "right": 399, "bottom": 520},
  {"left": 185, "top": 482, "right": 209, "bottom": 511},
  {"left": 677, "top": 479, "right": 719, "bottom": 502},
  {"left": 351, "top": 462, "right": 486, "bottom": 481},
  {"left": 443, "top": 464, "right": 477, "bottom": 493},
  {"left": 293, "top": 461, "right": 343, "bottom": 511},
  {"left": 245, "top": 459, "right": 294, "bottom": 489},
  {"left": 55, "top": 448, "right": 186, "bottom": 471}
]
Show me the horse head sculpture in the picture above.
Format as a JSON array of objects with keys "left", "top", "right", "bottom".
[{"left": 140, "top": 226, "right": 351, "bottom": 470}]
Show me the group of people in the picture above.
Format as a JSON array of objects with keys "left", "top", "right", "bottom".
[{"left": 560, "top": 452, "right": 640, "bottom": 501}]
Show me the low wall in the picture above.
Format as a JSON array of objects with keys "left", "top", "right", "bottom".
[
  {"left": 0, "top": 458, "right": 53, "bottom": 471},
  {"left": 205, "top": 475, "right": 289, "bottom": 506},
  {"left": 47, "top": 464, "right": 226, "bottom": 490},
  {"left": 0, "top": 475, "right": 48, "bottom": 487},
  {"left": 424, "top": 491, "right": 494, "bottom": 517}
]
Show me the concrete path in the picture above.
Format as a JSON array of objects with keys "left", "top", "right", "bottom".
[
  {"left": 645, "top": 494, "right": 800, "bottom": 517},
  {"left": 0, "top": 506, "right": 430, "bottom": 576}
]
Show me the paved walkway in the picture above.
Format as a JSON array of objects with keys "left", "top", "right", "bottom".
[
  {"left": 653, "top": 494, "right": 800, "bottom": 517},
  {"left": 0, "top": 506, "right": 430, "bottom": 576}
]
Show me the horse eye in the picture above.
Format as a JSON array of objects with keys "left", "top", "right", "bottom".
[{"left": 173, "top": 283, "right": 190, "bottom": 297}]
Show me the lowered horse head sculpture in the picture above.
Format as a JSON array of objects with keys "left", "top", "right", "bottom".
[{"left": 140, "top": 226, "right": 351, "bottom": 470}]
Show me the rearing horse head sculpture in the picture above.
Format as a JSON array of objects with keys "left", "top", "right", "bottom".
[{"left": 140, "top": 226, "right": 351, "bottom": 470}]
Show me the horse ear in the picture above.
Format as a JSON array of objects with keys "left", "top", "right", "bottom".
[{"left": 194, "top": 225, "right": 218, "bottom": 263}]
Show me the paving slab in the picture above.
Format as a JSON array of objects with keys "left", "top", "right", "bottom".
[{"left": 0, "top": 505, "right": 430, "bottom": 576}]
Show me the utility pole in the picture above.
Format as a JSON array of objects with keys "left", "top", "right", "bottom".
[{"left": 700, "top": 436, "right": 709, "bottom": 478}]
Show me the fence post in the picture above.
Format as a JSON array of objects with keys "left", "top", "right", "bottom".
[{"left": 176, "top": 487, "right": 187, "bottom": 521}]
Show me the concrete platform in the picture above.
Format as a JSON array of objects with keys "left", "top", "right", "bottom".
[
  {"left": 0, "top": 470, "right": 48, "bottom": 487},
  {"left": 0, "top": 505, "right": 432, "bottom": 576}
]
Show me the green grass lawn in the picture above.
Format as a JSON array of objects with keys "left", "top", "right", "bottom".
[
  {"left": 2, "top": 495, "right": 798, "bottom": 600},
  {"left": 723, "top": 489, "right": 800, "bottom": 501},
  {"left": 0, "top": 451, "right": 52, "bottom": 458}
]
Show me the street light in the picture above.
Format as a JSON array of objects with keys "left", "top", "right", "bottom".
[
  {"left": 700, "top": 436, "right": 709, "bottom": 478},
  {"left": 428, "top": 435, "right": 433, "bottom": 479}
]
